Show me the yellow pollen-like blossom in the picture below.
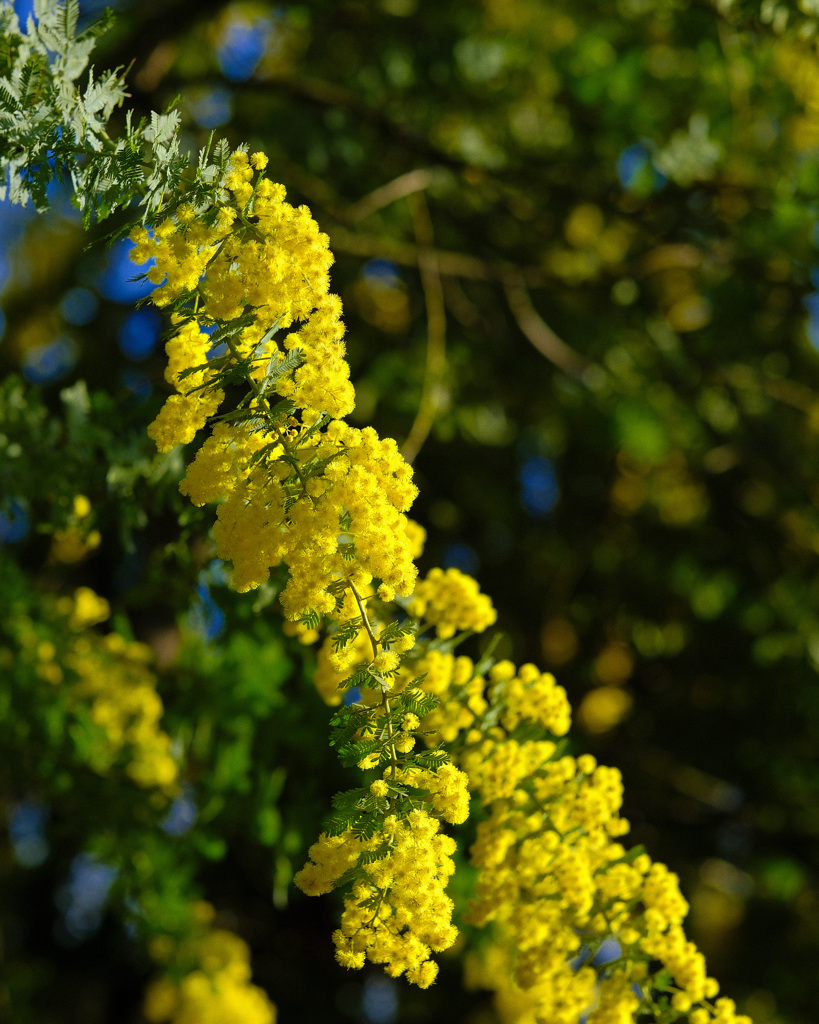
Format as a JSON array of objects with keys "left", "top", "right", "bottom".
[
  {"left": 409, "top": 567, "right": 497, "bottom": 639},
  {"left": 296, "top": 810, "right": 458, "bottom": 987}
]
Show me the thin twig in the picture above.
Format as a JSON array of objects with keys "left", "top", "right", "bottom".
[
  {"left": 280, "top": 163, "right": 587, "bottom": 380},
  {"left": 502, "top": 275, "right": 590, "bottom": 380},
  {"left": 441, "top": 276, "right": 482, "bottom": 329},
  {"left": 401, "top": 193, "right": 447, "bottom": 465},
  {"left": 326, "top": 223, "right": 545, "bottom": 285},
  {"left": 347, "top": 168, "right": 438, "bottom": 222},
  {"left": 348, "top": 580, "right": 400, "bottom": 777}
]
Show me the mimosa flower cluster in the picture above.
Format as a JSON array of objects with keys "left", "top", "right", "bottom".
[
  {"left": 130, "top": 150, "right": 475, "bottom": 984},
  {"left": 65, "top": 616, "right": 178, "bottom": 791},
  {"left": 295, "top": 807, "right": 460, "bottom": 988},
  {"left": 409, "top": 566, "right": 498, "bottom": 639},
  {"left": 130, "top": 152, "right": 418, "bottom": 616},
  {"left": 145, "top": 903, "right": 276, "bottom": 1024},
  {"left": 131, "top": 151, "right": 753, "bottom": 1021}
]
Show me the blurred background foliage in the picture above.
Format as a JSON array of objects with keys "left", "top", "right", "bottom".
[{"left": 3, "top": 0, "right": 819, "bottom": 1021}]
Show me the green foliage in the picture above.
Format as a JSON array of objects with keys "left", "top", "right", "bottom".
[
  {"left": 331, "top": 615, "right": 362, "bottom": 651},
  {"left": 0, "top": 1, "right": 240, "bottom": 228}
]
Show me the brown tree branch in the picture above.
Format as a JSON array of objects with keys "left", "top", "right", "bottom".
[
  {"left": 501, "top": 277, "right": 590, "bottom": 380},
  {"left": 346, "top": 169, "right": 438, "bottom": 223}
]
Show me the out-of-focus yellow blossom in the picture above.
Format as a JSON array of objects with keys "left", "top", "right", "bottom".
[
  {"left": 66, "top": 629, "right": 178, "bottom": 791},
  {"left": 403, "top": 518, "right": 427, "bottom": 560},
  {"left": 578, "top": 685, "right": 633, "bottom": 734},
  {"left": 548, "top": 204, "right": 633, "bottom": 284},
  {"left": 610, "top": 452, "right": 708, "bottom": 527},
  {"left": 69, "top": 586, "right": 110, "bottom": 629},
  {"left": 14, "top": 589, "right": 176, "bottom": 793},
  {"left": 50, "top": 494, "right": 101, "bottom": 563},
  {"left": 144, "top": 914, "right": 275, "bottom": 1024},
  {"left": 465, "top": 936, "right": 597, "bottom": 1024}
]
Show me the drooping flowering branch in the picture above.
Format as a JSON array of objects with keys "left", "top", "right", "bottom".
[{"left": 124, "top": 146, "right": 752, "bottom": 1019}]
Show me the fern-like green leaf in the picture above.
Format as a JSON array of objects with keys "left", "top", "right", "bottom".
[
  {"left": 332, "top": 616, "right": 362, "bottom": 652},
  {"left": 300, "top": 608, "right": 321, "bottom": 631}
]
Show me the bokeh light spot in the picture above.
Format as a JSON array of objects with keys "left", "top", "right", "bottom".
[
  {"left": 119, "top": 307, "right": 162, "bottom": 361},
  {"left": 22, "top": 335, "right": 78, "bottom": 384},
  {"left": 519, "top": 456, "right": 560, "bottom": 517}
]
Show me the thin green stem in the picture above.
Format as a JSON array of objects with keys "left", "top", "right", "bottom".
[
  {"left": 223, "top": 332, "right": 312, "bottom": 495},
  {"left": 349, "top": 579, "right": 400, "bottom": 777}
]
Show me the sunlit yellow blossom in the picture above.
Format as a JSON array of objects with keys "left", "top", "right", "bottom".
[
  {"left": 373, "top": 650, "right": 400, "bottom": 674},
  {"left": 395, "top": 763, "right": 470, "bottom": 824},
  {"left": 489, "top": 660, "right": 572, "bottom": 735},
  {"left": 410, "top": 567, "right": 497, "bottom": 639},
  {"left": 298, "top": 810, "right": 458, "bottom": 986}
]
